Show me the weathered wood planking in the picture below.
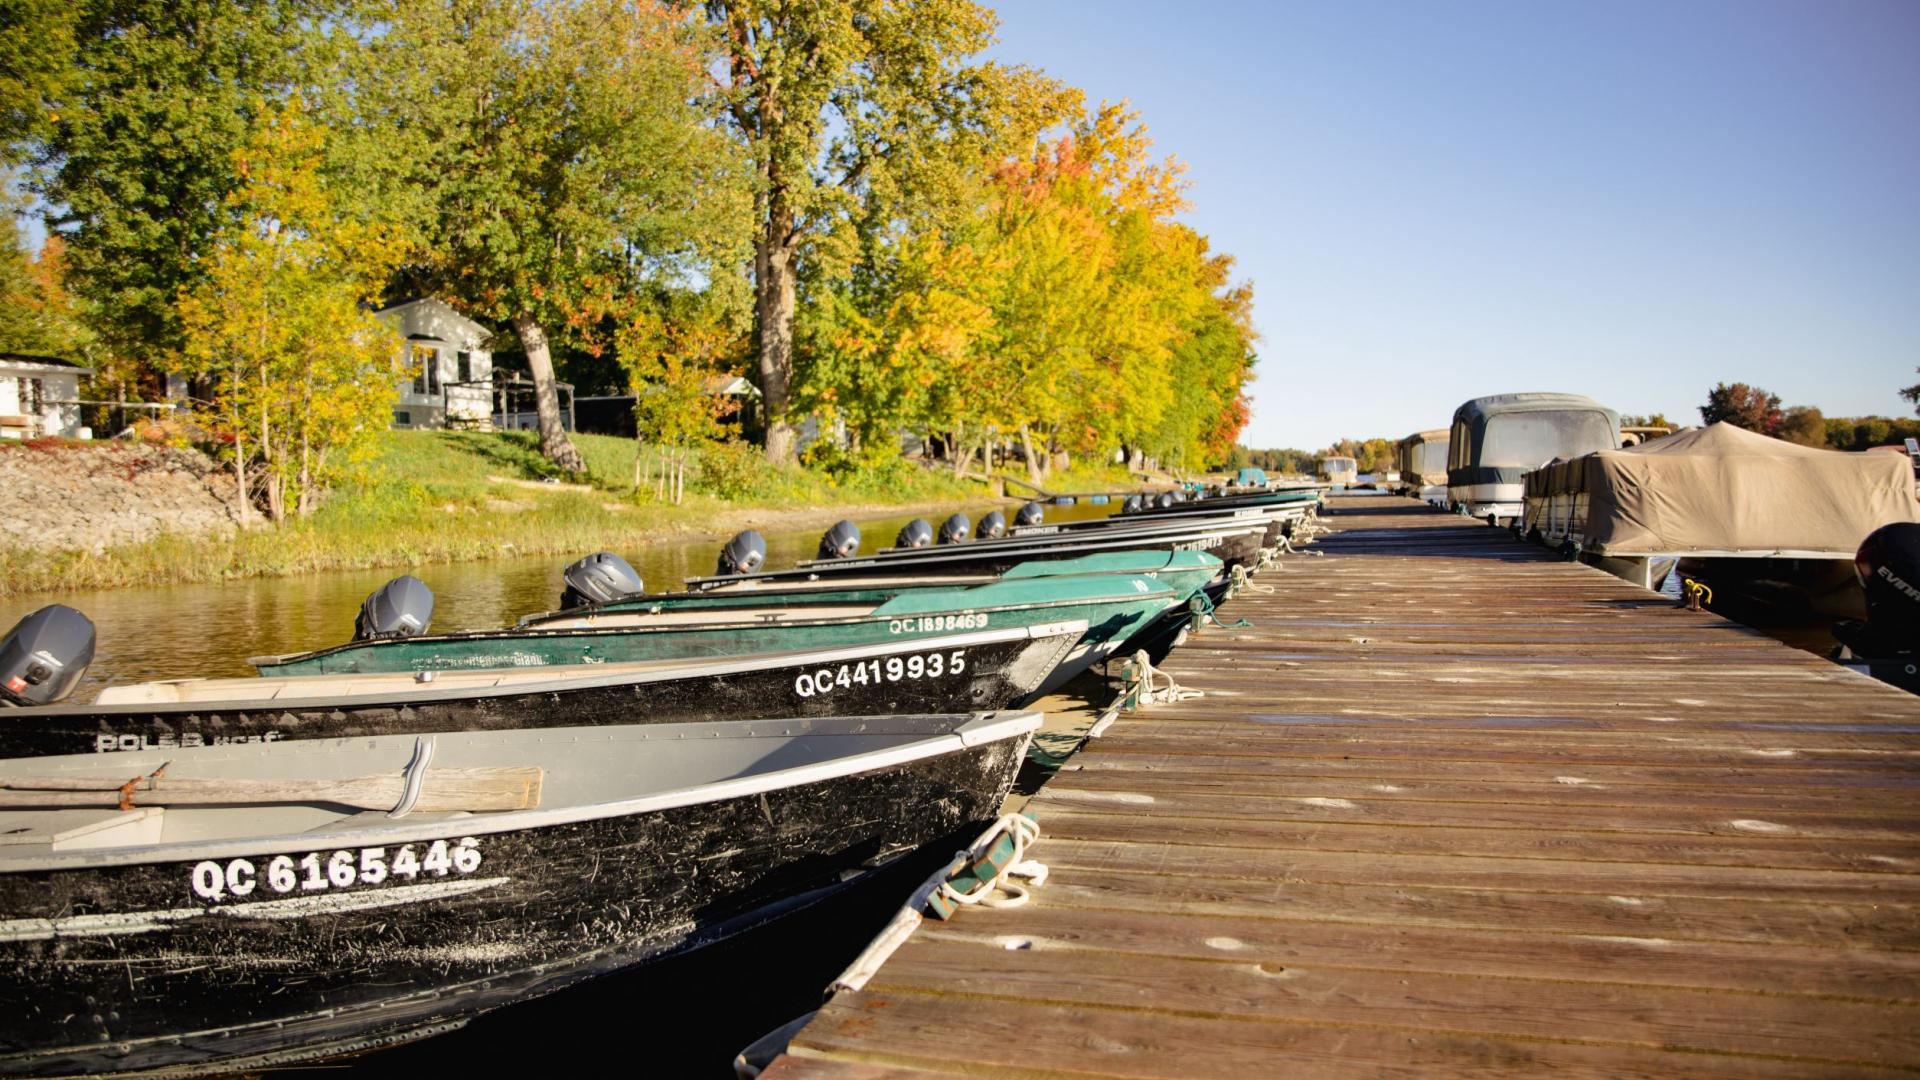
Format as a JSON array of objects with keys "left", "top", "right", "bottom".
[{"left": 764, "top": 496, "right": 1920, "bottom": 1078}]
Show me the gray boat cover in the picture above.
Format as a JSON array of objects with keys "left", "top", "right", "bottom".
[
  {"left": 1527, "top": 422, "right": 1920, "bottom": 554},
  {"left": 1399, "top": 429, "right": 1449, "bottom": 487}
]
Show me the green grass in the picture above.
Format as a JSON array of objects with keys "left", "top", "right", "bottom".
[{"left": 2, "top": 430, "right": 988, "bottom": 598}]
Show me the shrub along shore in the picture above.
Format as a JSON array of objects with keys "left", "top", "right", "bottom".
[{"left": 0, "top": 430, "right": 1125, "bottom": 600}]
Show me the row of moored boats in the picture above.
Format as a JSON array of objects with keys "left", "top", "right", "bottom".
[{"left": 0, "top": 485, "right": 1320, "bottom": 1077}]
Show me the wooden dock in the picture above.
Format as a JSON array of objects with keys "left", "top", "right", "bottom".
[{"left": 764, "top": 495, "right": 1920, "bottom": 1078}]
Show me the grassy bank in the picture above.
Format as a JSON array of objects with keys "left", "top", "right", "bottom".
[{"left": 2, "top": 430, "right": 999, "bottom": 598}]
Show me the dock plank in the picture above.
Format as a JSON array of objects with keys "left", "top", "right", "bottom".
[{"left": 770, "top": 496, "right": 1920, "bottom": 1077}]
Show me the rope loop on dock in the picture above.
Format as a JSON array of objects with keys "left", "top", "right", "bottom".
[
  {"left": 1189, "top": 591, "right": 1253, "bottom": 630},
  {"left": 827, "top": 813, "right": 1047, "bottom": 996},
  {"left": 1130, "top": 649, "right": 1206, "bottom": 706},
  {"left": 1230, "top": 564, "right": 1277, "bottom": 595}
]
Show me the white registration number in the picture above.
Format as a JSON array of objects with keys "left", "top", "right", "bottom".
[
  {"left": 795, "top": 650, "right": 966, "bottom": 698},
  {"left": 886, "top": 612, "right": 988, "bottom": 634},
  {"left": 189, "top": 838, "right": 483, "bottom": 903}
]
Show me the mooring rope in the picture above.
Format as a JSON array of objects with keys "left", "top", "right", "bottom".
[{"left": 829, "top": 813, "right": 1047, "bottom": 995}]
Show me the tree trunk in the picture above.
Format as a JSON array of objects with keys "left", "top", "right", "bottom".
[
  {"left": 512, "top": 316, "right": 586, "bottom": 473},
  {"left": 1018, "top": 424, "right": 1044, "bottom": 488},
  {"left": 753, "top": 206, "right": 799, "bottom": 466}
]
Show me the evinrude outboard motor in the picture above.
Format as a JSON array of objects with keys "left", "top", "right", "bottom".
[
  {"left": 1834, "top": 523, "right": 1920, "bottom": 692},
  {"left": 937, "top": 513, "right": 971, "bottom": 545},
  {"left": 354, "top": 576, "right": 434, "bottom": 643},
  {"left": 817, "top": 519, "right": 861, "bottom": 560},
  {"left": 895, "top": 518, "right": 933, "bottom": 549},
  {"left": 1014, "top": 501, "right": 1045, "bottom": 528},
  {"left": 560, "top": 552, "right": 644, "bottom": 610},
  {"left": 976, "top": 510, "right": 1007, "bottom": 540},
  {"left": 717, "top": 530, "right": 767, "bottom": 576},
  {"left": 1840, "top": 523, "right": 1920, "bottom": 652},
  {"left": 1122, "top": 494, "right": 1144, "bottom": 514},
  {"left": 0, "top": 604, "right": 95, "bottom": 707}
]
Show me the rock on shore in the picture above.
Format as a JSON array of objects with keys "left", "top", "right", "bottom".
[{"left": 0, "top": 442, "right": 240, "bottom": 553}]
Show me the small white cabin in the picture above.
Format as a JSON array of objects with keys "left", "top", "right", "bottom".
[
  {"left": 0, "top": 354, "right": 91, "bottom": 440},
  {"left": 375, "top": 298, "right": 494, "bottom": 431}
]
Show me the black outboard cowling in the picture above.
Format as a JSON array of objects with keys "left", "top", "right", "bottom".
[
  {"left": 354, "top": 576, "right": 434, "bottom": 643},
  {"left": 895, "top": 519, "right": 933, "bottom": 549},
  {"left": 976, "top": 510, "right": 1007, "bottom": 540},
  {"left": 1014, "top": 501, "right": 1045, "bottom": 527},
  {"left": 937, "top": 513, "right": 971, "bottom": 545},
  {"left": 717, "top": 530, "right": 767, "bottom": 576},
  {"left": 0, "top": 604, "right": 95, "bottom": 707},
  {"left": 817, "top": 520, "right": 862, "bottom": 560},
  {"left": 1855, "top": 523, "right": 1920, "bottom": 649},
  {"left": 561, "top": 552, "right": 644, "bottom": 609}
]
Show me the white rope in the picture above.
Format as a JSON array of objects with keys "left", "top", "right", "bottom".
[
  {"left": 1131, "top": 649, "right": 1204, "bottom": 706},
  {"left": 932, "top": 814, "right": 1045, "bottom": 911},
  {"left": 828, "top": 813, "right": 1047, "bottom": 995},
  {"left": 1232, "top": 564, "right": 1276, "bottom": 594}
]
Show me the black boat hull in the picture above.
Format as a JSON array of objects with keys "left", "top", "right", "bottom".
[
  {"left": 1, "top": 629, "right": 1073, "bottom": 760},
  {"left": 0, "top": 729, "right": 1029, "bottom": 1077}
]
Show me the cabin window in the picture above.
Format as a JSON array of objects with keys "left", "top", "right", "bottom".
[
  {"left": 1449, "top": 422, "right": 1471, "bottom": 469},
  {"left": 394, "top": 408, "right": 412, "bottom": 426},
  {"left": 1481, "top": 411, "right": 1615, "bottom": 468},
  {"left": 18, "top": 377, "right": 43, "bottom": 414},
  {"left": 411, "top": 345, "right": 441, "bottom": 395},
  {"left": 458, "top": 350, "right": 481, "bottom": 383}
]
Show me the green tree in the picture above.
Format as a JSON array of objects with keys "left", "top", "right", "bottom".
[
  {"left": 367, "top": 0, "right": 746, "bottom": 474},
  {"left": 178, "top": 104, "right": 408, "bottom": 522},
  {"left": 0, "top": 0, "right": 77, "bottom": 163},
  {"left": 35, "top": 0, "right": 332, "bottom": 385},
  {"left": 1778, "top": 405, "right": 1826, "bottom": 447},
  {"left": 703, "top": 0, "right": 1073, "bottom": 464},
  {"left": 1901, "top": 369, "right": 1919, "bottom": 417}
]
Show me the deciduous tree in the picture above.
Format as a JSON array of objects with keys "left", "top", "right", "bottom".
[
  {"left": 35, "top": 0, "right": 333, "bottom": 383},
  {"left": 702, "top": 0, "right": 1072, "bottom": 464},
  {"left": 369, "top": 0, "right": 747, "bottom": 474},
  {"left": 178, "top": 104, "right": 408, "bottom": 522},
  {"left": 1699, "top": 382, "right": 1783, "bottom": 435}
]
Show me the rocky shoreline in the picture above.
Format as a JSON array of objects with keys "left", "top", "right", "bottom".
[{"left": 0, "top": 442, "right": 240, "bottom": 554}]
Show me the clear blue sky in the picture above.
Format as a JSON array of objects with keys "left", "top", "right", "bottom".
[{"left": 987, "top": 0, "right": 1920, "bottom": 451}]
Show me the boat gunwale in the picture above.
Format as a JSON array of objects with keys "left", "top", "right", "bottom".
[
  {"left": 0, "top": 710, "right": 1042, "bottom": 874},
  {"left": 23, "top": 621, "right": 1091, "bottom": 718},
  {"left": 252, "top": 579, "right": 1177, "bottom": 668}
]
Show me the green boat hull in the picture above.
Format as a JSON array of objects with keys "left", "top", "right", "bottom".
[
  {"left": 544, "top": 550, "right": 1222, "bottom": 622},
  {"left": 255, "top": 574, "right": 1182, "bottom": 697}
]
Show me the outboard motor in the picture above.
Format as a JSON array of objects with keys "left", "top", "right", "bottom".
[
  {"left": 1834, "top": 523, "right": 1920, "bottom": 692},
  {"left": 895, "top": 519, "right": 933, "bottom": 549},
  {"left": 717, "top": 530, "right": 767, "bottom": 576},
  {"left": 561, "top": 552, "right": 644, "bottom": 609},
  {"left": 0, "top": 604, "right": 95, "bottom": 707},
  {"left": 1845, "top": 523, "right": 1920, "bottom": 652},
  {"left": 1014, "top": 501, "right": 1045, "bottom": 528},
  {"left": 1155, "top": 492, "right": 1176, "bottom": 510},
  {"left": 817, "top": 519, "right": 861, "bottom": 560},
  {"left": 976, "top": 510, "right": 1007, "bottom": 540},
  {"left": 937, "top": 513, "right": 972, "bottom": 545},
  {"left": 1122, "top": 494, "right": 1144, "bottom": 514},
  {"left": 354, "top": 576, "right": 434, "bottom": 643}
]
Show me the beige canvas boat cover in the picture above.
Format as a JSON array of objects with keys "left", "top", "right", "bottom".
[{"left": 1535, "top": 422, "right": 1920, "bottom": 554}]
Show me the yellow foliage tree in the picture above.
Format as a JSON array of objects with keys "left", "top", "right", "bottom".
[{"left": 178, "top": 103, "right": 409, "bottom": 522}]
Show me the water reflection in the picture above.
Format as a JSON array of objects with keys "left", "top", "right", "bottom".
[{"left": 0, "top": 499, "right": 1118, "bottom": 695}]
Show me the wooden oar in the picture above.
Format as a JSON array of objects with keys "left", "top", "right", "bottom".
[{"left": 0, "top": 767, "right": 543, "bottom": 812}]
